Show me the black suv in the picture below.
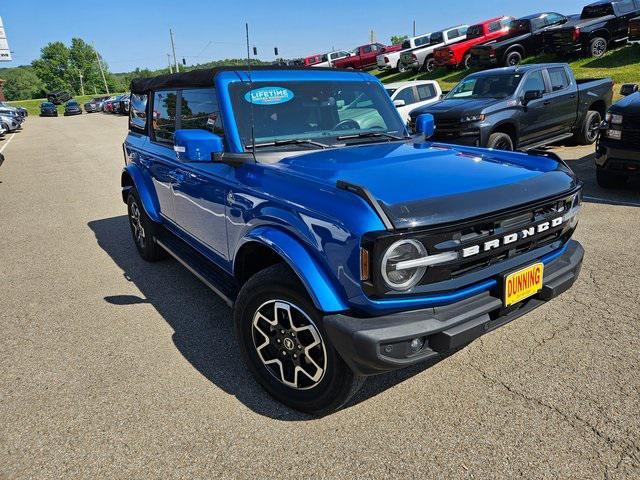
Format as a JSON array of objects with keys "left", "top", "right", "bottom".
[
  {"left": 544, "top": 0, "right": 640, "bottom": 57},
  {"left": 596, "top": 84, "right": 640, "bottom": 187},
  {"left": 471, "top": 13, "right": 569, "bottom": 67},
  {"left": 47, "top": 91, "right": 72, "bottom": 105}
]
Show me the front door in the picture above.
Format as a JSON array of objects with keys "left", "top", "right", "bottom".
[
  {"left": 517, "top": 69, "right": 549, "bottom": 145},
  {"left": 169, "top": 88, "right": 230, "bottom": 260}
]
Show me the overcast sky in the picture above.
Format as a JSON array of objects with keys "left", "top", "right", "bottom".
[{"left": 2, "top": 0, "right": 586, "bottom": 72}]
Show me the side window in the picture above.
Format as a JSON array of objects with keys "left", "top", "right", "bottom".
[
  {"left": 417, "top": 84, "right": 437, "bottom": 100},
  {"left": 522, "top": 71, "right": 546, "bottom": 94},
  {"left": 488, "top": 21, "right": 502, "bottom": 32},
  {"left": 129, "top": 93, "right": 148, "bottom": 132},
  {"left": 500, "top": 18, "right": 511, "bottom": 29},
  {"left": 545, "top": 13, "right": 565, "bottom": 26},
  {"left": 152, "top": 90, "right": 178, "bottom": 144},
  {"left": 362, "top": 45, "right": 372, "bottom": 54},
  {"left": 548, "top": 67, "right": 570, "bottom": 92},
  {"left": 395, "top": 87, "right": 417, "bottom": 105},
  {"left": 180, "top": 88, "right": 224, "bottom": 136}
]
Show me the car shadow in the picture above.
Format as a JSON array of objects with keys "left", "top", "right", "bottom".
[
  {"left": 582, "top": 43, "right": 640, "bottom": 69},
  {"left": 88, "top": 216, "right": 441, "bottom": 419},
  {"left": 556, "top": 151, "right": 640, "bottom": 206}
]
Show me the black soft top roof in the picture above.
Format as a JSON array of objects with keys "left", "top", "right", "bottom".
[{"left": 130, "top": 65, "right": 341, "bottom": 94}]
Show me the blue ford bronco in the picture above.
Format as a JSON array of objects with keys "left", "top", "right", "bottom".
[{"left": 123, "top": 66, "right": 584, "bottom": 415}]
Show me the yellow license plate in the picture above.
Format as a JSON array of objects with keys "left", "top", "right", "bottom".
[{"left": 504, "top": 263, "right": 544, "bottom": 307}]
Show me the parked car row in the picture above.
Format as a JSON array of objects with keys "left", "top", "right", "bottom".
[
  {"left": 301, "top": 1, "right": 640, "bottom": 75},
  {"left": 0, "top": 101, "right": 27, "bottom": 137},
  {"left": 39, "top": 93, "right": 131, "bottom": 118}
]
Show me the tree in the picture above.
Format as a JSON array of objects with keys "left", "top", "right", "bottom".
[
  {"left": 390, "top": 35, "right": 408, "bottom": 45},
  {"left": 68, "top": 38, "right": 103, "bottom": 95},
  {"left": 2, "top": 67, "right": 46, "bottom": 101},
  {"left": 32, "top": 41, "right": 72, "bottom": 93}
]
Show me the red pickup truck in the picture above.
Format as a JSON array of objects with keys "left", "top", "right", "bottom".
[
  {"left": 434, "top": 16, "right": 514, "bottom": 69},
  {"left": 333, "top": 43, "right": 402, "bottom": 70}
]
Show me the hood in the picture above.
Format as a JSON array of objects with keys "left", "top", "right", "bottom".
[
  {"left": 409, "top": 98, "right": 503, "bottom": 119},
  {"left": 268, "top": 141, "right": 577, "bottom": 229},
  {"left": 610, "top": 91, "right": 640, "bottom": 113}
]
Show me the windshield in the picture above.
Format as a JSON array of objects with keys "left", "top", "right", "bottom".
[
  {"left": 446, "top": 73, "right": 523, "bottom": 99},
  {"left": 581, "top": 4, "right": 614, "bottom": 18},
  {"left": 229, "top": 81, "right": 407, "bottom": 150}
]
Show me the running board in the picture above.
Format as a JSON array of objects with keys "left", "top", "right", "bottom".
[
  {"left": 155, "top": 231, "right": 237, "bottom": 307},
  {"left": 518, "top": 133, "right": 574, "bottom": 152}
]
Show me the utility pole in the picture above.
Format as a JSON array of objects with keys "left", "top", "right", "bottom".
[
  {"left": 167, "top": 53, "right": 173, "bottom": 74},
  {"left": 79, "top": 71, "right": 84, "bottom": 96},
  {"left": 413, "top": 20, "right": 416, "bottom": 37},
  {"left": 169, "top": 28, "right": 179, "bottom": 73},
  {"left": 93, "top": 42, "right": 109, "bottom": 95}
]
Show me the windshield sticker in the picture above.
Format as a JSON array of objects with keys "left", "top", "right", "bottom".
[{"left": 245, "top": 87, "right": 294, "bottom": 105}]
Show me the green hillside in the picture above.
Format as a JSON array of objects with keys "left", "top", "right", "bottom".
[{"left": 374, "top": 43, "right": 640, "bottom": 100}]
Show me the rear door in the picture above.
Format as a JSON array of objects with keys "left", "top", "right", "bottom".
[
  {"left": 614, "top": 0, "right": 639, "bottom": 38},
  {"left": 542, "top": 66, "right": 578, "bottom": 135},
  {"left": 143, "top": 89, "right": 181, "bottom": 220}
]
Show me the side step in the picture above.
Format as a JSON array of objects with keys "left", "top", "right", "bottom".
[
  {"left": 155, "top": 230, "right": 238, "bottom": 307},
  {"left": 519, "top": 132, "right": 575, "bottom": 152}
]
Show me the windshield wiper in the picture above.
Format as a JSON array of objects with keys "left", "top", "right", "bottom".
[
  {"left": 335, "top": 131, "right": 408, "bottom": 141},
  {"left": 246, "top": 139, "right": 329, "bottom": 150}
]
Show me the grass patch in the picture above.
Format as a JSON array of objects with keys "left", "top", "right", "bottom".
[
  {"left": 7, "top": 93, "right": 124, "bottom": 116},
  {"left": 374, "top": 43, "right": 640, "bottom": 100}
]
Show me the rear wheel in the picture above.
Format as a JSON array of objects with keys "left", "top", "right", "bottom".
[
  {"left": 589, "top": 37, "right": 607, "bottom": 57},
  {"left": 397, "top": 61, "right": 406, "bottom": 73},
  {"left": 574, "top": 110, "right": 601, "bottom": 145},
  {"left": 596, "top": 168, "right": 627, "bottom": 188},
  {"left": 423, "top": 57, "right": 436, "bottom": 72},
  {"left": 234, "top": 263, "right": 364, "bottom": 415},
  {"left": 487, "top": 132, "right": 514, "bottom": 151},
  {"left": 505, "top": 51, "right": 523, "bottom": 67},
  {"left": 463, "top": 53, "right": 472, "bottom": 69},
  {"left": 127, "top": 189, "right": 166, "bottom": 261}
]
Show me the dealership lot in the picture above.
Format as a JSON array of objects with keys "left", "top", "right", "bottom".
[{"left": 1, "top": 114, "right": 639, "bottom": 479}]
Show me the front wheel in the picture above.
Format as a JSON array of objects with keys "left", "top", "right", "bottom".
[
  {"left": 234, "top": 264, "right": 363, "bottom": 415},
  {"left": 463, "top": 54, "right": 472, "bottom": 70},
  {"left": 574, "top": 110, "right": 601, "bottom": 145},
  {"left": 487, "top": 132, "right": 514, "bottom": 151},
  {"left": 127, "top": 189, "right": 166, "bottom": 261},
  {"left": 423, "top": 57, "right": 436, "bottom": 73}
]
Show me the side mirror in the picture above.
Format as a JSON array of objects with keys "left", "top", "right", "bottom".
[
  {"left": 174, "top": 129, "right": 223, "bottom": 162},
  {"left": 415, "top": 113, "right": 435, "bottom": 138},
  {"left": 522, "top": 90, "right": 543, "bottom": 106},
  {"left": 620, "top": 83, "right": 638, "bottom": 96},
  {"left": 393, "top": 99, "right": 406, "bottom": 107}
]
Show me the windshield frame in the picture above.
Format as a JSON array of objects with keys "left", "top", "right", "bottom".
[{"left": 226, "top": 78, "right": 408, "bottom": 153}]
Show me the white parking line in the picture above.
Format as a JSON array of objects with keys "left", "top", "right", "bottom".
[
  {"left": 0, "top": 132, "right": 16, "bottom": 154},
  {"left": 583, "top": 195, "right": 640, "bottom": 207}
]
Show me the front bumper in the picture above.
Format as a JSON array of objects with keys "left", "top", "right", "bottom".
[
  {"left": 596, "top": 138, "right": 640, "bottom": 174},
  {"left": 324, "top": 240, "right": 583, "bottom": 376},
  {"left": 64, "top": 110, "right": 82, "bottom": 116}
]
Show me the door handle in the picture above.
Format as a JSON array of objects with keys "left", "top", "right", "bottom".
[
  {"left": 139, "top": 158, "right": 151, "bottom": 167},
  {"left": 168, "top": 171, "right": 186, "bottom": 183},
  {"left": 543, "top": 100, "right": 552, "bottom": 105}
]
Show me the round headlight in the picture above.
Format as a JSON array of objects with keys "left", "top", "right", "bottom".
[{"left": 381, "top": 239, "right": 427, "bottom": 291}]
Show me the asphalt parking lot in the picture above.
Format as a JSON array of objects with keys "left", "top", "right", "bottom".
[{"left": 1, "top": 114, "right": 639, "bottom": 479}]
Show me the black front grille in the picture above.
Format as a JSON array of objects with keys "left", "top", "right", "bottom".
[
  {"left": 622, "top": 115, "right": 640, "bottom": 148},
  {"left": 363, "top": 191, "right": 579, "bottom": 299}
]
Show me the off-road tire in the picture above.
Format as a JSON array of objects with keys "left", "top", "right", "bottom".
[
  {"left": 596, "top": 168, "right": 627, "bottom": 188},
  {"left": 126, "top": 188, "right": 166, "bottom": 262},
  {"left": 487, "top": 132, "right": 514, "bottom": 151},
  {"left": 574, "top": 110, "right": 601, "bottom": 145},
  {"left": 505, "top": 50, "right": 523, "bottom": 66},
  {"left": 234, "top": 263, "right": 364, "bottom": 416},
  {"left": 589, "top": 37, "right": 607, "bottom": 57}
]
